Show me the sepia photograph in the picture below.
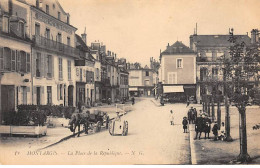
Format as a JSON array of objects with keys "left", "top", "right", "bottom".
[{"left": 0, "top": 0, "right": 260, "bottom": 165}]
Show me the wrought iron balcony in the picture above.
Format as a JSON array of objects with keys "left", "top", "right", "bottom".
[{"left": 33, "top": 35, "right": 81, "bottom": 58}]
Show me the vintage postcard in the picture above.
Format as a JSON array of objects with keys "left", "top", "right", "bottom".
[{"left": 0, "top": 0, "right": 260, "bottom": 165}]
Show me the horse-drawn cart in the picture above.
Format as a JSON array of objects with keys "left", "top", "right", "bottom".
[{"left": 88, "top": 109, "right": 109, "bottom": 132}]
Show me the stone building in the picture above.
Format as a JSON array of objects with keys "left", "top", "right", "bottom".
[
  {"left": 0, "top": 0, "right": 32, "bottom": 124},
  {"left": 189, "top": 31, "right": 252, "bottom": 103},
  {"left": 159, "top": 41, "right": 196, "bottom": 103}
]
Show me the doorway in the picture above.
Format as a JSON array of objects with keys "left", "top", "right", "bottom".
[{"left": 68, "top": 85, "right": 73, "bottom": 106}]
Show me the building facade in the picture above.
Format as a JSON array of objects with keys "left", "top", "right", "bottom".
[
  {"left": 0, "top": 0, "right": 32, "bottom": 124},
  {"left": 189, "top": 32, "right": 252, "bottom": 103},
  {"left": 159, "top": 41, "right": 196, "bottom": 103}
]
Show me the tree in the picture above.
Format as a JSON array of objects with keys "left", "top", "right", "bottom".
[{"left": 227, "top": 29, "right": 260, "bottom": 162}]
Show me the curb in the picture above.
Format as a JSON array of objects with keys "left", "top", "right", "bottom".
[{"left": 189, "top": 124, "right": 198, "bottom": 165}]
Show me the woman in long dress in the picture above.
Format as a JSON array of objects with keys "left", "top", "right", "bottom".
[{"left": 170, "top": 110, "right": 174, "bottom": 125}]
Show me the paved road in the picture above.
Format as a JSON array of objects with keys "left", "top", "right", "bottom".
[{"left": 4, "top": 98, "right": 191, "bottom": 164}]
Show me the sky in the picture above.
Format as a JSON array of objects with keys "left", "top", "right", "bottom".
[{"left": 59, "top": 0, "right": 260, "bottom": 66}]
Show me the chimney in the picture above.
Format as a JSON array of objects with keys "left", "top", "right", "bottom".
[
  {"left": 81, "top": 27, "right": 87, "bottom": 45},
  {"left": 167, "top": 43, "right": 170, "bottom": 49},
  {"left": 251, "top": 29, "right": 257, "bottom": 44}
]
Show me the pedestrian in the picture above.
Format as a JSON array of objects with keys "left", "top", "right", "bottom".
[
  {"left": 186, "top": 99, "right": 190, "bottom": 107},
  {"left": 187, "top": 107, "right": 193, "bottom": 124},
  {"left": 193, "top": 108, "right": 197, "bottom": 121},
  {"left": 212, "top": 121, "right": 219, "bottom": 141},
  {"left": 170, "top": 110, "right": 174, "bottom": 125},
  {"left": 182, "top": 117, "right": 188, "bottom": 133},
  {"left": 107, "top": 98, "right": 111, "bottom": 105},
  {"left": 131, "top": 96, "right": 135, "bottom": 105},
  {"left": 115, "top": 111, "right": 121, "bottom": 122},
  {"left": 219, "top": 122, "right": 226, "bottom": 141}
]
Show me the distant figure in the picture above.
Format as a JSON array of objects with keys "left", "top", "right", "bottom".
[
  {"left": 219, "top": 122, "right": 226, "bottom": 141},
  {"left": 107, "top": 98, "right": 111, "bottom": 105},
  {"left": 193, "top": 108, "right": 198, "bottom": 121},
  {"left": 186, "top": 99, "right": 190, "bottom": 107},
  {"left": 212, "top": 121, "right": 219, "bottom": 141},
  {"left": 187, "top": 107, "right": 194, "bottom": 124},
  {"left": 170, "top": 110, "right": 174, "bottom": 125},
  {"left": 182, "top": 117, "right": 188, "bottom": 133},
  {"left": 131, "top": 96, "right": 135, "bottom": 105},
  {"left": 115, "top": 111, "right": 121, "bottom": 122}
]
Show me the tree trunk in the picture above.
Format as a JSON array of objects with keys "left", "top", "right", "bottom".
[
  {"left": 212, "top": 97, "right": 215, "bottom": 121},
  {"left": 207, "top": 101, "right": 211, "bottom": 117},
  {"left": 217, "top": 101, "right": 221, "bottom": 130},
  {"left": 237, "top": 107, "right": 251, "bottom": 162},
  {"left": 225, "top": 96, "right": 233, "bottom": 141}
]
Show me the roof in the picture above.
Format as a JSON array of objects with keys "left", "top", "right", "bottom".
[
  {"left": 75, "top": 34, "right": 95, "bottom": 61},
  {"left": 161, "top": 41, "right": 194, "bottom": 55},
  {"left": 191, "top": 35, "right": 251, "bottom": 47}
]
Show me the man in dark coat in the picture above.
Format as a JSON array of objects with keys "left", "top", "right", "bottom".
[
  {"left": 194, "top": 116, "right": 203, "bottom": 140},
  {"left": 187, "top": 107, "right": 193, "bottom": 124},
  {"left": 212, "top": 121, "right": 219, "bottom": 141}
]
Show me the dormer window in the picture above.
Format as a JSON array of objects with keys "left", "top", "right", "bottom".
[
  {"left": 46, "top": 5, "right": 49, "bottom": 14},
  {"left": 2, "top": 16, "right": 9, "bottom": 33},
  {"left": 18, "top": 21, "right": 25, "bottom": 37}
]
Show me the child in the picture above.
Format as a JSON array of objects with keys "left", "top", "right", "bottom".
[
  {"left": 219, "top": 122, "right": 226, "bottom": 141},
  {"left": 170, "top": 110, "right": 174, "bottom": 125},
  {"left": 182, "top": 117, "right": 188, "bottom": 133}
]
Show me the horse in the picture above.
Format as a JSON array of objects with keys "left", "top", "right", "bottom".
[{"left": 68, "top": 111, "right": 90, "bottom": 137}]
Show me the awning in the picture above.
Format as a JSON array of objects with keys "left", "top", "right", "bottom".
[
  {"left": 163, "top": 85, "right": 184, "bottom": 93},
  {"left": 129, "top": 87, "right": 138, "bottom": 91}
]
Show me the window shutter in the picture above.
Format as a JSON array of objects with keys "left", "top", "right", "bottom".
[
  {"left": 32, "top": 52, "right": 36, "bottom": 77},
  {"left": 45, "top": 55, "right": 48, "bottom": 77},
  {"left": 26, "top": 53, "right": 30, "bottom": 73},
  {"left": 0, "top": 48, "right": 3, "bottom": 70},
  {"left": 57, "top": 84, "right": 60, "bottom": 100},
  {"left": 16, "top": 51, "right": 21, "bottom": 72},
  {"left": 42, "top": 54, "right": 46, "bottom": 77},
  {"left": 51, "top": 56, "right": 54, "bottom": 78}
]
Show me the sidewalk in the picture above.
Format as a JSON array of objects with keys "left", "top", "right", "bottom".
[
  {"left": 0, "top": 104, "right": 134, "bottom": 151},
  {"left": 189, "top": 106, "right": 260, "bottom": 164}
]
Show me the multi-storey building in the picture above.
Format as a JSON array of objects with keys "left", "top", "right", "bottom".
[
  {"left": 189, "top": 31, "right": 252, "bottom": 103},
  {"left": 127, "top": 63, "right": 157, "bottom": 97},
  {"left": 118, "top": 58, "right": 129, "bottom": 100},
  {"left": 159, "top": 41, "right": 196, "bottom": 102},
  {"left": 24, "top": 0, "right": 81, "bottom": 106},
  {"left": 0, "top": 0, "right": 32, "bottom": 124},
  {"left": 75, "top": 34, "right": 95, "bottom": 107}
]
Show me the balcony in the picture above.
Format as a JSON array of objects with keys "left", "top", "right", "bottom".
[{"left": 33, "top": 36, "right": 81, "bottom": 58}]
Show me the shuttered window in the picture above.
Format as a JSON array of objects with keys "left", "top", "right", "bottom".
[
  {"left": 36, "top": 53, "right": 41, "bottom": 77},
  {"left": 59, "top": 58, "right": 63, "bottom": 80},
  {"left": 20, "top": 51, "right": 27, "bottom": 73},
  {"left": 68, "top": 60, "right": 71, "bottom": 80},
  {"left": 26, "top": 53, "right": 30, "bottom": 73},
  {"left": 0, "top": 48, "right": 3, "bottom": 70},
  {"left": 11, "top": 50, "right": 16, "bottom": 71},
  {"left": 4, "top": 47, "right": 11, "bottom": 71},
  {"left": 16, "top": 50, "right": 21, "bottom": 72}
]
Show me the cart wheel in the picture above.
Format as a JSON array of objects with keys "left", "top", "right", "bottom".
[
  {"left": 108, "top": 121, "right": 113, "bottom": 135},
  {"left": 123, "top": 121, "right": 128, "bottom": 136},
  {"left": 96, "top": 121, "right": 101, "bottom": 132}
]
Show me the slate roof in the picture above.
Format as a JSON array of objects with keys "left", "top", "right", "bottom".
[
  {"left": 191, "top": 35, "right": 251, "bottom": 47},
  {"left": 161, "top": 41, "right": 194, "bottom": 55},
  {"left": 75, "top": 34, "right": 95, "bottom": 61}
]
